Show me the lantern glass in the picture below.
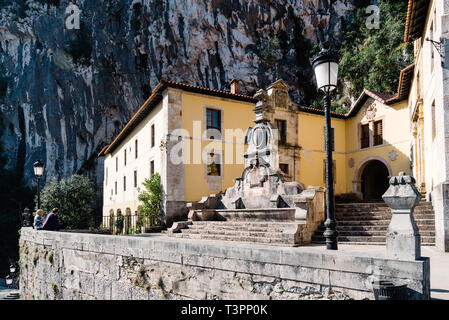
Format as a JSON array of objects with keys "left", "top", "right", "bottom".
[
  {"left": 314, "top": 61, "right": 338, "bottom": 92},
  {"left": 6, "top": 276, "right": 12, "bottom": 285},
  {"left": 33, "top": 161, "right": 44, "bottom": 177},
  {"left": 10, "top": 266, "right": 16, "bottom": 273}
]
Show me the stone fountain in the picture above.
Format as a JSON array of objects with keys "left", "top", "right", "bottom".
[{"left": 168, "top": 89, "right": 325, "bottom": 246}]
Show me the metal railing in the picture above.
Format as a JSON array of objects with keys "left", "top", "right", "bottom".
[{"left": 101, "top": 214, "right": 161, "bottom": 235}]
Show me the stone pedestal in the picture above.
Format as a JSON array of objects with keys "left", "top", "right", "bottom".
[{"left": 382, "top": 174, "right": 422, "bottom": 260}]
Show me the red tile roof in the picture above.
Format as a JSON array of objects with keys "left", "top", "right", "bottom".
[{"left": 101, "top": 80, "right": 256, "bottom": 156}]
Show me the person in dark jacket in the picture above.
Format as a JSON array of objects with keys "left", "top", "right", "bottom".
[{"left": 42, "top": 208, "right": 60, "bottom": 231}]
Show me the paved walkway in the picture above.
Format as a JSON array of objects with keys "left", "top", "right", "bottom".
[{"left": 329, "top": 244, "right": 449, "bottom": 300}]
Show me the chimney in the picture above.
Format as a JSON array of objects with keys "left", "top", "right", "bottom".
[{"left": 230, "top": 79, "right": 240, "bottom": 94}]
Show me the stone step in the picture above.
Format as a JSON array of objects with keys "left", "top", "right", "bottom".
[
  {"left": 186, "top": 224, "right": 287, "bottom": 233},
  {"left": 335, "top": 208, "right": 434, "bottom": 213},
  {"left": 335, "top": 212, "right": 435, "bottom": 220},
  {"left": 311, "top": 241, "right": 436, "bottom": 246},
  {"left": 180, "top": 228, "right": 294, "bottom": 239},
  {"left": 189, "top": 221, "right": 298, "bottom": 228},
  {"left": 171, "top": 233, "right": 296, "bottom": 246},
  {"left": 311, "top": 235, "right": 435, "bottom": 244},
  {"left": 313, "top": 230, "right": 435, "bottom": 237},
  {"left": 315, "top": 224, "right": 435, "bottom": 232},
  {"left": 336, "top": 202, "right": 432, "bottom": 207},
  {"left": 336, "top": 219, "right": 435, "bottom": 226}
]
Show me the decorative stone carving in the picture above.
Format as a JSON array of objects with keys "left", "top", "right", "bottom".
[
  {"left": 382, "top": 173, "right": 421, "bottom": 260},
  {"left": 365, "top": 102, "right": 377, "bottom": 120},
  {"left": 388, "top": 150, "right": 397, "bottom": 161},
  {"left": 275, "top": 90, "right": 288, "bottom": 109},
  {"left": 348, "top": 158, "right": 355, "bottom": 168}
]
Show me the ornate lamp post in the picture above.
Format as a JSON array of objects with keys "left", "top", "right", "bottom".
[
  {"left": 33, "top": 160, "right": 44, "bottom": 209},
  {"left": 311, "top": 43, "right": 339, "bottom": 250},
  {"left": 6, "top": 263, "right": 18, "bottom": 289}
]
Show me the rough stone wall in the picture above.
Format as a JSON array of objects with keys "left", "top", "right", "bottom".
[
  {"left": 0, "top": 0, "right": 356, "bottom": 194},
  {"left": 19, "top": 228, "right": 430, "bottom": 300}
]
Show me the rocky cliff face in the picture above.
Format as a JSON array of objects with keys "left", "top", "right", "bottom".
[{"left": 0, "top": 0, "right": 355, "bottom": 195}]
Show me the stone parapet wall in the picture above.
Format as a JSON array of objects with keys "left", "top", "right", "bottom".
[{"left": 19, "top": 228, "right": 429, "bottom": 300}]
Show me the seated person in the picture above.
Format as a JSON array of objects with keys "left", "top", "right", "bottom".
[
  {"left": 33, "top": 209, "right": 44, "bottom": 230},
  {"left": 42, "top": 208, "right": 60, "bottom": 231}
]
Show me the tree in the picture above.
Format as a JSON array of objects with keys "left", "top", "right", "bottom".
[
  {"left": 137, "top": 173, "right": 163, "bottom": 226},
  {"left": 338, "top": 0, "right": 413, "bottom": 98},
  {"left": 39, "top": 174, "right": 96, "bottom": 229}
]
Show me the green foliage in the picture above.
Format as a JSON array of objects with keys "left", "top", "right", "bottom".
[
  {"left": 114, "top": 213, "right": 124, "bottom": 234},
  {"left": 39, "top": 174, "right": 96, "bottom": 229},
  {"left": 138, "top": 173, "right": 163, "bottom": 226},
  {"left": 260, "top": 36, "right": 282, "bottom": 65},
  {"left": 338, "top": 0, "right": 413, "bottom": 98}
]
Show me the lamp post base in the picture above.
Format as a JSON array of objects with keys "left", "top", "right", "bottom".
[{"left": 324, "top": 226, "right": 338, "bottom": 250}]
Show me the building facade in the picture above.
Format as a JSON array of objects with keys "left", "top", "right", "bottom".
[
  {"left": 99, "top": 78, "right": 412, "bottom": 227},
  {"left": 406, "top": 0, "right": 449, "bottom": 251}
]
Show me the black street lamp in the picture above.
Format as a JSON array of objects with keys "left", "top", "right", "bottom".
[
  {"left": 311, "top": 42, "right": 339, "bottom": 250},
  {"left": 6, "top": 263, "right": 18, "bottom": 289},
  {"left": 33, "top": 160, "right": 44, "bottom": 209}
]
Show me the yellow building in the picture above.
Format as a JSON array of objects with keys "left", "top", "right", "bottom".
[{"left": 99, "top": 76, "right": 413, "bottom": 226}]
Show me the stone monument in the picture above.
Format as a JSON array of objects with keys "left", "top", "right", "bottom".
[
  {"left": 169, "top": 88, "right": 325, "bottom": 246},
  {"left": 382, "top": 172, "right": 422, "bottom": 260}
]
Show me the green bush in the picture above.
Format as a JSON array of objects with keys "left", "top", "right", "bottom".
[
  {"left": 138, "top": 173, "right": 163, "bottom": 226},
  {"left": 114, "top": 213, "right": 124, "bottom": 234},
  {"left": 38, "top": 175, "right": 96, "bottom": 229}
]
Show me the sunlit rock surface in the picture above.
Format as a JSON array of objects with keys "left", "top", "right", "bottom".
[{"left": 0, "top": 0, "right": 355, "bottom": 200}]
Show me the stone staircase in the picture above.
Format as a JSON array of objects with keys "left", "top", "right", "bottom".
[
  {"left": 169, "top": 221, "right": 303, "bottom": 246},
  {"left": 311, "top": 201, "right": 436, "bottom": 245}
]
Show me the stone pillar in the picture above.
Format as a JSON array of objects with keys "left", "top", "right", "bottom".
[{"left": 382, "top": 174, "right": 422, "bottom": 260}]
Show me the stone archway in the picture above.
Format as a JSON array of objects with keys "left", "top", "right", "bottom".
[{"left": 353, "top": 157, "right": 392, "bottom": 200}]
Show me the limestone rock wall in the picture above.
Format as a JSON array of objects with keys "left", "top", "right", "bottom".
[
  {"left": 0, "top": 0, "right": 355, "bottom": 196},
  {"left": 19, "top": 228, "right": 430, "bottom": 300}
]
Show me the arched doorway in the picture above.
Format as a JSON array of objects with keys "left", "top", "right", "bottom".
[{"left": 361, "top": 160, "right": 390, "bottom": 200}]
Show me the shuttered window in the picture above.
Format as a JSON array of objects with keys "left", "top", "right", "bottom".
[
  {"left": 151, "top": 124, "right": 155, "bottom": 148},
  {"left": 206, "top": 109, "right": 221, "bottom": 132},
  {"left": 373, "top": 120, "right": 383, "bottom": 146},
  {"left": 361, "top": 124, "right": 370, "bottom": 148}
]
